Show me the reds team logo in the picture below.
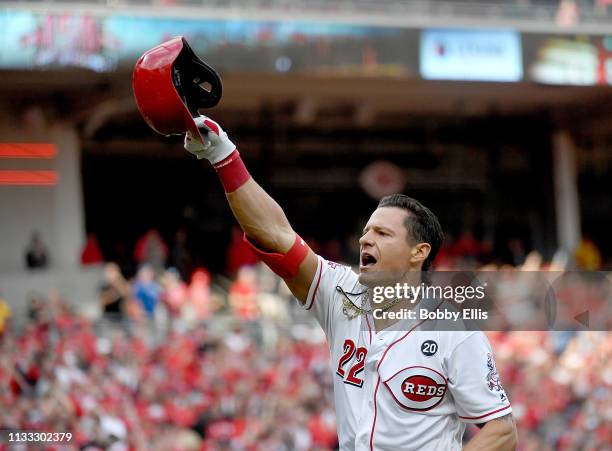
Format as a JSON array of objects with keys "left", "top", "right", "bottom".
[
  {"left": 486, "top": 353, "right": 503, "bottom": 391},
  {"left": 384, "top": 366, "right": 447, "bottom": 411}
]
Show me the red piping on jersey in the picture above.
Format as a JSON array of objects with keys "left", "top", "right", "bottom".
[
  {"left": 306, "top": 259, "right": 323, "bottom": 310},
  {"left": 369, "top": 300, "right": 444, "bottom": 451},
  {"left": 458, "top": 404, "right": 512, "bottom": 420},
  {"left": 383, "top": 366, "right": 448, "bottom": 412},
  {"left": 369, "top": 319, "right": 427, "bottom": 451},
  {"left": 370, "top": 376, "right": 381, "bottom": 451}
]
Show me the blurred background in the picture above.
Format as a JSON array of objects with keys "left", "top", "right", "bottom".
[{"left": 0, "top": 0, "right": 611, "bottom": 450}]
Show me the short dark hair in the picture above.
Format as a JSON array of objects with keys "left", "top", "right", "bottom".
[{"left": 377, "top": 194, "right": 444, "bottom": 276}]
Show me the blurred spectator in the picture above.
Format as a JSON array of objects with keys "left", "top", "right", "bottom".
[
  {"left": 556, "top": 0, "right": 580, "bottom": 26},
  {"left": 226, "top": 226, "right": 258, "bottom": 276},
  {"left": 161, "top": 267, "right": 188, "bottom": 330},
  {"left": 575, "top": 237, "right": 602, "bottom": 270},
  {"left": 27, "top": 293, "right": 47, "bottom": 324},
  {"left": 80, "top": 233, "right": 104, "bottom": 266},
  {"left": 133, "top": 228, "right": 168, "bottom": 273},
  {"left": 229, "top": 266, "right": 260, "bottom": 322},
  {"left": 0, "top": 295, "right": 10, "bottom": 336},
  {"left": 256, "top": 264, "right": 291, "bottom": 323},
  {"left": 98, "top": 263, "right": 129, "bottom": 325},
  {"left": 223, "top": 324, "right": 253, "bottom": 354},
  {"left": 186, "top": 268, "right": 215, "bottom": 325},
  {"left": 132, "top": 264, "right": 162, "bottom": 320},
  {"left": 252, "top": 264, "right": 292, "bottom": 347},
  {"left": 24, "top": 231, "right": 49, "bottom": 269}
]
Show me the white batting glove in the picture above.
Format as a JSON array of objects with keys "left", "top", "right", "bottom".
[{"left": 184, "top": 115, "right": 236, "bottom": 164}]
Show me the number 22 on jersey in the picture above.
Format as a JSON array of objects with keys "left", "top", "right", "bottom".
[{"left": 336, "top": 339, "right": 367, "bottom": 387}]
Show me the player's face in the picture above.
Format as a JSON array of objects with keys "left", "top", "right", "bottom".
[{"left": 358, "top": 207, "right": 419, "bottom": 286}]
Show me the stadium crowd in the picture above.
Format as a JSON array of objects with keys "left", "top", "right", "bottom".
[
  {"left": 1, "top": 286, "right": 336, "bottom": 451},
  {"left": 1, "top": 234, "right": 610, "bottom": 450}
]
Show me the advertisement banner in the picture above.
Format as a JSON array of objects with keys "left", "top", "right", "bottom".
[
  {"left": 525, "top": 34, "right": 612, "bottom": 86},
  {"left": 420, "top": 28, "right": 523, "bottom": 82}
]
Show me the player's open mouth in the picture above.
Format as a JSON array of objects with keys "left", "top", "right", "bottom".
[{"left": 360, "top": 252, "right": 377, "bottom": 270}]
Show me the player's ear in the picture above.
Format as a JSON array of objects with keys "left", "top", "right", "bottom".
[{"left": 410, "top": 243, "right": 431, "bottom": 265}]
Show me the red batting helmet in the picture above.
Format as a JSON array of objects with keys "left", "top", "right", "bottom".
[{"left": 132, "top": 36, "right": 222, "bottom": 142}]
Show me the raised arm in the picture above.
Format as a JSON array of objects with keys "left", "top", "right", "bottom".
[{"left": 184, "top": 115, "right": 318, "bottom": 303}]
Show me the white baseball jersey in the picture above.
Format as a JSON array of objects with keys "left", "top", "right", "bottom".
[{"left": 300, "top": 256, "right": 512, "bottom": 451}]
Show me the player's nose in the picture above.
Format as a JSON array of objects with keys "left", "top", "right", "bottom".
[{"left": 359, "top": 230, "right": 374, "bottom": 247}]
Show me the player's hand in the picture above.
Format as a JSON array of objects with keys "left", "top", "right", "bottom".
[{"left": 184, "top": 115, "right": 236, "bottom": 164}]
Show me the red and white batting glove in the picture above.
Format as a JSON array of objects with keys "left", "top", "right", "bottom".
[{"left": 184, "top": 115, "right": 236, "bottom": 165}]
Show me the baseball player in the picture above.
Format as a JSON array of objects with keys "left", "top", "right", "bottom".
[{"left": 183, "top": 115, "right": 517, "bottom": 450}]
